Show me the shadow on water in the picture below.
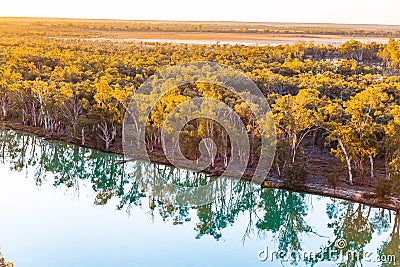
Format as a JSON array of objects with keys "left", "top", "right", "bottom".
[{"left": 0, "top": 128, "right": 399, "bottom": 266}]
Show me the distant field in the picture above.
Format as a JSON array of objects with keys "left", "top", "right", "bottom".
[
  {"left": 1, "top": 17, "right": 399, "bottom": 46},
  {"left": 106, "top": 31, "right": 393, "bottom": 46}
]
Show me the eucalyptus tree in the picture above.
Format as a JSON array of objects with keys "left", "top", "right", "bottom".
[{"left": 271, "top": 89, "right": 321, "bottom": 176}]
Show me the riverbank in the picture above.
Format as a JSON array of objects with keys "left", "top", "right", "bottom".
[{"left": 2, "top": 121, "right": 400, "bottom": 211}]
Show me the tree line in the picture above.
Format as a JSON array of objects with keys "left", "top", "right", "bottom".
[{"left": 2, "top": 18, "right": 400, "bottom": 38}]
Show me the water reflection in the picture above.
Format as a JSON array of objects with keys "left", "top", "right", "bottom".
[{"left": 0, "top": 129, "right": 399, "bottom": 266}]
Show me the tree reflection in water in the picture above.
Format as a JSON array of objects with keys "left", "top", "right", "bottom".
[{"left": 0, "top": 129, "right": 398, "bottom": 266}]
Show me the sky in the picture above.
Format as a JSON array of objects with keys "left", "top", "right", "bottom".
[{"left": 0, "top": 0, "right": 399, "bottom": 25}]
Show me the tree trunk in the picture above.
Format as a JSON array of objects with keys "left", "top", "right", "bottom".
[
  {"left": 81, "top": 127, "right": 85, "bottom": 146},
  {"left": 369, "top": 154, "right": 374, "bottom": 184},
  {"left": 292, "top": 134, "right": 297, "bottom": 164},
  {"left": 2, "top": 105, "right": 7, "bottom": 121},
  {"left": 98, "top": 122, "right": 113, "bottom": 151},
  {"left": 359, "top": 159, "right": 364, "bottom": 185},
  {"left": 339, "top": 139, "right": 353, "bottom": 185},
  {"left": 385, "top": 153, "right": 390, "bottom": 180},
  {"left": 121, "top": 119, "right": 125, "bottom": 144}
]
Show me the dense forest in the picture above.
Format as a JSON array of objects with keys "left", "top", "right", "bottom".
[{"left": 1, "top": 21, "right": 400, "bottom": 198}]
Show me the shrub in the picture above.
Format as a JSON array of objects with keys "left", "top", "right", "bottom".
[
  {"left": 284, "top": 163, "right": 308, "bottom": 186},
  {"left": 327, "top": 174, "right": 340, "bottom": 191},
  {"left": 392, "top": 174, "right": 400, "bottom": 194},
  {"left": 374, "top": 178, "right": 392, "bottom": 201}
]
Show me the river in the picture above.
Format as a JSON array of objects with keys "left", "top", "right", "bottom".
[{"left": 0, "top": 129, "right": 398, "bottom": 266}]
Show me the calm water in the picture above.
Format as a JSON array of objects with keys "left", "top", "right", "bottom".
[{"left": 0, "top": 129, "right": 398, "bottom": 267}]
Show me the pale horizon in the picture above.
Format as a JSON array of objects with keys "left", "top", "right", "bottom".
[{"left": 1, "top": 0, "right": 399, "bottom": 26}]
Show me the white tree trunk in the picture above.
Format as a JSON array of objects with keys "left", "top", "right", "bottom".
[
  {"left": 370, "top": 154, "right": 374, "bottom": 182},
  {"left": 81, "top": 127, "right": 85, "bottom": 146},
  {"left": 339, "top": 139, "right": 353, "bottom": 185}
]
